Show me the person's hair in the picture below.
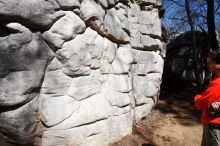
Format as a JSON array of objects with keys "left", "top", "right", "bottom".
[{"left": 207, "top": 49, "right": 220, "bottom": 64}]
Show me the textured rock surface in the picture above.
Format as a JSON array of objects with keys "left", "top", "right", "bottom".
[{"left": 0, "top": 0, "right": 165, "bottom": 145}]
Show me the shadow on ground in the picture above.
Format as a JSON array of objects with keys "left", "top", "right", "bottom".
[
  {"left": 157, "top": 86, "right": 201, "bottom": 125},
  {"left": 110, "top": 83, "right": 203, "bottom": 146}
]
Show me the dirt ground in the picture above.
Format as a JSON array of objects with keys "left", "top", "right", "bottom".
[{"left": 109, "top": 86, "right": 203, "bottom": 146}]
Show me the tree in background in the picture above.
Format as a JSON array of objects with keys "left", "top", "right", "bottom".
[
  {"left": 162, "top": 0, "right": 220, "bottom": 92},
  {"left": 207, "top": 0, "right": 219, "bottom": 50},
  {"left": 163, "top": 0, "right": 220, "bottom": 41}
]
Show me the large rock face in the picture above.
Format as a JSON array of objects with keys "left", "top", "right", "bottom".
[
  {"left": 0, "top": 0, "right": 165, "bottom": 145},
  {"left": 162, "top": 31, "right": 209, "bottom": 89}
]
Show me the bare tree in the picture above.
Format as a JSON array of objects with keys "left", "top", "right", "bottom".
[
  {"left": 185, "top": 0, "right": 203, "bottom": 92},
  {"left": 162, "top": 0, "right": 220, "bottom": 91},
  {"left": 207, "top": 0, "right": 219, "bottom": 50}
]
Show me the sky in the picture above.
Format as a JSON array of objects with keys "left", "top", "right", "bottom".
[{"left": 162, "top": 0, "right": 220, "bottom": 38}]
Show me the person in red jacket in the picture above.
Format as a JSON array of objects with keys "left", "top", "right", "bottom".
[{"left": 194, "top": 49, "right": 220, "bottom": 146}]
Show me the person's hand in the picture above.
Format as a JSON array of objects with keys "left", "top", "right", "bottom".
[{"left": 211, "top": 102, "right": 220, "bottom": 111}]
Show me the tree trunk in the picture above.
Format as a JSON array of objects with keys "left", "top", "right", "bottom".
[
  {"left": 203, "top": 0, "right": 219, "bottom": 90},
  {"left": 207, "top": 0, "right": 219, "bottom": 50},
  {"left": 185, "top": 0, "right": 203, "bottom": 92}
]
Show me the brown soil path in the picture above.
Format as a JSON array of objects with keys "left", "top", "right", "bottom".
[{"left": 110, "top": 88, "right": 203, "bottom": 146}]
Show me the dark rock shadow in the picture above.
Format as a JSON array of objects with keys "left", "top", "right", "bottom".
[
  {"left": 142, "top": 144, "right": 155, "bottom": 146},
  {"left": 0, "top": 24, "right": 10, "bottom": 37},
  {"left": 157, "top": 82, "right": 201, "bottom": 126}
]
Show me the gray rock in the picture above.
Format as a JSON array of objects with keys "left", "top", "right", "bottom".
[
  {"left": 101, "top": 45, "right": 133, "bottom": 74},
  {"left": 104, "top": 6, "right": 130, "bottom": 43},
  {"left": 132, "top": 75, "right": 160, "bottom": 105},
  {"left": 129, "top": 3, "right": 162, "bottom": 50},
  {"left": 80, "top": 0, "right": 105, "bottom": 31},
  {"left": 133, "top": 101, "right": 154, "bottom": 122},
  {"left": 139, "top": 9, "right": 162, "bottom": 38},
  {"left": 0, "top": 0, "right": 63, "bottom": 30},
  {"left": 0, "top": 97, "right": 42, "bottom": 146},
  {"left": 104, "top": 90, "right": 131, "bottom": 107},
  {"left": 67, "top": 70, "right": 102, "bottom": 101},
  {"left": 108, "top": 0, "right": 116, "bottom": 6},
  {"left": 102, "top": 38, "right": 117, "bottom": 63},
  {"left": 0, "top": 23, "right": 53, "bottom": 107},
  {"left": 42, "top": 11, "right": 86, "bottom": 49},
  {"left": 135, "top": 0, "right": 162, "bottom": 7},
  {"left": 42, "top": 120, "right": 109, "bottom": 146},
  {"left": 56, "top": 28, "right": 97, "bottom": 76},
  {"left": 0, "top": 23, "right": 53, "bottom": 145},
  {"left": 55, "top": 0, "right": 81, "bottom": 9},
  {"left": 39, "top": 94, "right": 80, "bottom": 127},
  {"left": 131, "top": 50, "right": 164, "bottom": 75},
  {"left": 41, "top": 58, "right": 72, "bottom": 96},
  {"left": 108, "top": 113, "right": 133, "bottom": 143},
  {"left": 103, "top": 74, "right": 132, "bottom": 93},
  {"left": 49, "top": 93, "right": 111, "bottom": 129},
  {"left": 98, "top": 0, "right": 109, "bottom": 8},
  {"left": 0, "top": 0, "right": 165, "bottom": 145}
]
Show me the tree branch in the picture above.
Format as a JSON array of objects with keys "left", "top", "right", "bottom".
[
  {"left": 215, "top": 1, "right": 220, "bottom": 12},
  {"left": 167, "top": 17, "right": 188, "bottom": 22},
  {"left": 169, "top": 0, "right": 185, "bottom": 7}
]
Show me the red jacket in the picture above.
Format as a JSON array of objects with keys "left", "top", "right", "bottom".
[{"left": 194, "top": 75, "right": 220, "bottom": 125}]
